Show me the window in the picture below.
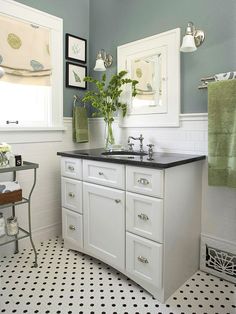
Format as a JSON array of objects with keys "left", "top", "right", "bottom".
[
  {"left": 0, "top": 0, "right": 63, "bottom": 129},
  {"left": 0, "top": 82, "right": 51, "bottom": 126}
]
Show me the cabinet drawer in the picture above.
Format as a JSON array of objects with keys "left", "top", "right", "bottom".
[
  {"left": 126, "top": 192, "right": 163, "bottom": 243},
  {"left": 83, "top": 160, "right": 125, "bottom": 189},
  {"left": 126, "top": 232, "right": 163, "bottom": 289},
  {"left": 62, "top": 208, "right": 83, "bottom": 249},
  {"left": 126, "top": 166, "right": 163, "bottom": 198},
  {"left": 61, "top": 157, "right": 82, "bottom": 180},
  {"left": 62, "top": 177, "right": 82, "bottom": 213}
]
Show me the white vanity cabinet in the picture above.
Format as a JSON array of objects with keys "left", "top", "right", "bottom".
[{"left": 60, "top": 156, "right": 202, "bottom": 302}]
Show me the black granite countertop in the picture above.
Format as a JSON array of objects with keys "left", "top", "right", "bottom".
[{"left": 57, "top": 148, "right": 205, "bottom": 169}]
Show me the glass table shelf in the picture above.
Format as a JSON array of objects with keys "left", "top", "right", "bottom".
[{"left": 0, "top": 227, "right": 30, "bottom": 247}]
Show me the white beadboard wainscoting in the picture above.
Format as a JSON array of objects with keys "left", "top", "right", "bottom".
[{"left": 0, "top": 114, "right": 235, "bottom": 259}]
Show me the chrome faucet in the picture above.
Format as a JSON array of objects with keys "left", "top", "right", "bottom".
[{"left": 128, "top": 134, "right": 144, "bottom": 152}]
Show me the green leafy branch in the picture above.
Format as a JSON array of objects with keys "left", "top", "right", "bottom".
[{"left": 82, "top": 70, "right": 138, "bottom": 123}]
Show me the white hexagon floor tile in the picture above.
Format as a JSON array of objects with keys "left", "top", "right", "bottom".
[{"left": 0, "top": 237, "right": 235, "bottom": 314}]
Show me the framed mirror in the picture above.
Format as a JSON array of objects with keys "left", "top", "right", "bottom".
[{"left": 118, "top": 28, "right": 180, "bottom": 127}]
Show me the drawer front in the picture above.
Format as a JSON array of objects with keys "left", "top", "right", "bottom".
[
  {"left": 126, "top": 192, "right": 164, "bottom": 243},
  {"left": 62, "top": 177, "right": 82, "bottom": 213},
  {"left": 62, "top": 208, "right": 83, "bottom": 249},
  {"left": 126, "top": 166, "right": 163, "bottom": 198},
  {"left": 61, "top": 157, "right": 82, "bottom": 180},
  {"left": 83, "top": 160, "right": 125, "bottom": 189},
  {"left": 126, "top": 232, "right": 163, "bottom": 289}
]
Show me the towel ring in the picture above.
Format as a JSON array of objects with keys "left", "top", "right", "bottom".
[{"left": 73, "top": 94, "right": 85, "bottom": 108}]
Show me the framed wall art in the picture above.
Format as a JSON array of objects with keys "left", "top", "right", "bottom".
[
  {"left": 65, "top": 33, "right": 87, "bottom": 63},
  {"left": 66, "top": 62, "right": 87, "bottom": 89}
]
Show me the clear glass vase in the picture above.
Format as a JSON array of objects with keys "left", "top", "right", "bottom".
[
  {"left": 0, "top": 152, "right": 9, "bottom": 167},
  {"left": 104, "top": 120, "right": 115, "bottom": 150}
]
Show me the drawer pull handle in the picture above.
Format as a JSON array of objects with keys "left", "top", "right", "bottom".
[
  {"left": 138, "top": 178, "right": 149, "bottom": 185},
  {"left": 68, "top": 165, "right": 75, "bottom": 171},
  {"left": 69, "top": 225, "right": 76, "bottom": 231},
  {"left": 115, "top": 199, "right": 121, "bottom": 203},
  {"left": 68, "top": 192, "right": 75, "bottom": 198},
  {"left": 98, "top": 172, "right": 104, "bottom": 176},
  {"left": 137, "top": 256, "right": 149, "bottom": 264},
  {"left": 138, "top": 213, "right": 149, "bottom": 221}
]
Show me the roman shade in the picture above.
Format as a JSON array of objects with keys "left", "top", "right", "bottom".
[{"left": 0, "top": 14, "right": 52, "bottom": 85}]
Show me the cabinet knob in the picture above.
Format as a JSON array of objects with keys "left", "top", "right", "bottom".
[
  {"left": 138, "top": 213, "right": 149, "bottom": 221},
  {"left": 68, "top": 165, "right": 74, "bottom": 171},
  {"left": 69, "top": 225, "right": 76, "bottom": 231},
  {"left": 68, "top": 192, "right": 75, "bottom": 198},
  {"left": 115, "top": 199, "right": 121, "bottom": 203},
  {"left": 137, "top": 256, "right": 149, "bottom": 264},
  {"left": 98, "top": 172, "right": 104, "bottom": 176},
  {"left": 137, "top": 178, "right": 149, "bottom": 185}
]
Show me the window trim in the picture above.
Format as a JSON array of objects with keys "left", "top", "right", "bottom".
[{"left": 0, "top": 0, "right": 63, "bottom": 129}]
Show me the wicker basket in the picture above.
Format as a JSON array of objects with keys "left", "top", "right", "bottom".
[{"left": 0, "top": 189, "right": 22, "bottom": 205}]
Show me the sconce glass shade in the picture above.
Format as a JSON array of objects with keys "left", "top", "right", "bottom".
[
  {"left": 94, "top": 58, "right": 106, "bottom": 71},
  {"left": 94, "top": 49, "right": 113, "bottom": 71},
  {"left": 180, "top": 34, "right": 197, "bottom": 52},
  {"left": 0, "top": 66, "right": 5, "bottom": 78}
]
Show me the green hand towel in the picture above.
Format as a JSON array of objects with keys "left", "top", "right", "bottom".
[
  {"left": 208, "top": 79, "right": 236, "bottom": 188},
  {"left": 72, "top": 106, "right": 89, "bottom": 143}
]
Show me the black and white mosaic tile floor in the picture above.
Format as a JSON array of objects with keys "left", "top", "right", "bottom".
[{"left": 0, "top": 237, "right": 235, "bottom": 314}]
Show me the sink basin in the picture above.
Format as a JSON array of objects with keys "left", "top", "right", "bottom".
[{"left": 102, "top": 150, "right": 148, "bottom": 157}]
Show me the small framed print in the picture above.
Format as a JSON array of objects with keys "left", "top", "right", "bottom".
[
  {"left": 66, "top": 62, "right": 87, "bottom": 90},
  {"left": 66, "top": 33, "right": 87, "bottom": 63}
]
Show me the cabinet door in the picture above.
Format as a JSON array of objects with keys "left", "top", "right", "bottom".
[
  {"left": 126, "top": 232, "right": 163, "bottom": 289},
  {"left": 126, "top": 192, "right": 164, "bottom": 243},
  {"left": 62, "top": 177, "right": 82, "bottom": 213},
  {"left": 62, "top": 208, "right": 83, "bottom": 250},
  {"left": 83, "top": 182, "right": 125, "bottom": 269}
]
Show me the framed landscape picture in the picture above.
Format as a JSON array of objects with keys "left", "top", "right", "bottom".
[
  {"left": 66, "top": 62, "right": 87, "bottom": 89},
  {"left": 65, "top": 33, "right": 87, "bottom": 63}
]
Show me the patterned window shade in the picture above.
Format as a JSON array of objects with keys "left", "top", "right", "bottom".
[{"left": 0, "top": 15, "right": 51, "bottom": 86}]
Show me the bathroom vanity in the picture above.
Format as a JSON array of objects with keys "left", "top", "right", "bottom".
[{"left": 57, "top": 148, "right": 205, "bottom": 302}]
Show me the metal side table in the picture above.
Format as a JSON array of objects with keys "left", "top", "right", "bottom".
[{"left": 0, "top": 161, "right": 39, "bottom": 267}]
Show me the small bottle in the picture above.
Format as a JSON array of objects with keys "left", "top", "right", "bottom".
[
  {"left": 6, "top": 216, "right": 19, "bottom": 236},
  {"left": 8, "top": 153, "right": 15, "bottom": 167},
  {"left": 0, "top": 212, "right": 6, "bottom": 237}
]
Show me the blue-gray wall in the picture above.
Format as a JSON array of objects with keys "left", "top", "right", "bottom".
[
  {"left": 13, "top": 0, "right": 236, "bottom": 115},
  {"left": 89, "top": 0, "right": 236, "bottom": 113},
  {"left": 16, "top": 0, "right": 90, "bottom": 117}
]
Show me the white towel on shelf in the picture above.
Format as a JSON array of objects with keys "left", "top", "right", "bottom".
[
  {"left": 0, "top": 181, "right": 21, "bottom": 193},
  {"left": 214, "top": 71, "right": 236, "bottom": 81}
]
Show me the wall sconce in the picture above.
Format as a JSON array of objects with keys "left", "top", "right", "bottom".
[
  {"left": 180, "top": 22, "right": 205, "bottom": 52},
  {"left": 0, "top": 66, "right": 5, "bottom": 78},
  {"left": 94, "top": 49, "right": 113, "bottom": 71}
]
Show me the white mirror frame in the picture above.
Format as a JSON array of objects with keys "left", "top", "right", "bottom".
[{"left": 118, "top": 28, "right": 180, "bottom": 127}]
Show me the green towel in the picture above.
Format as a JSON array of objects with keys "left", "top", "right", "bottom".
[
  {"left": 72, "top": 106, "right": 89, "bottom": 143},
  {"left": 208, "top": 79, "right": 236, "bottom": 188}
]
